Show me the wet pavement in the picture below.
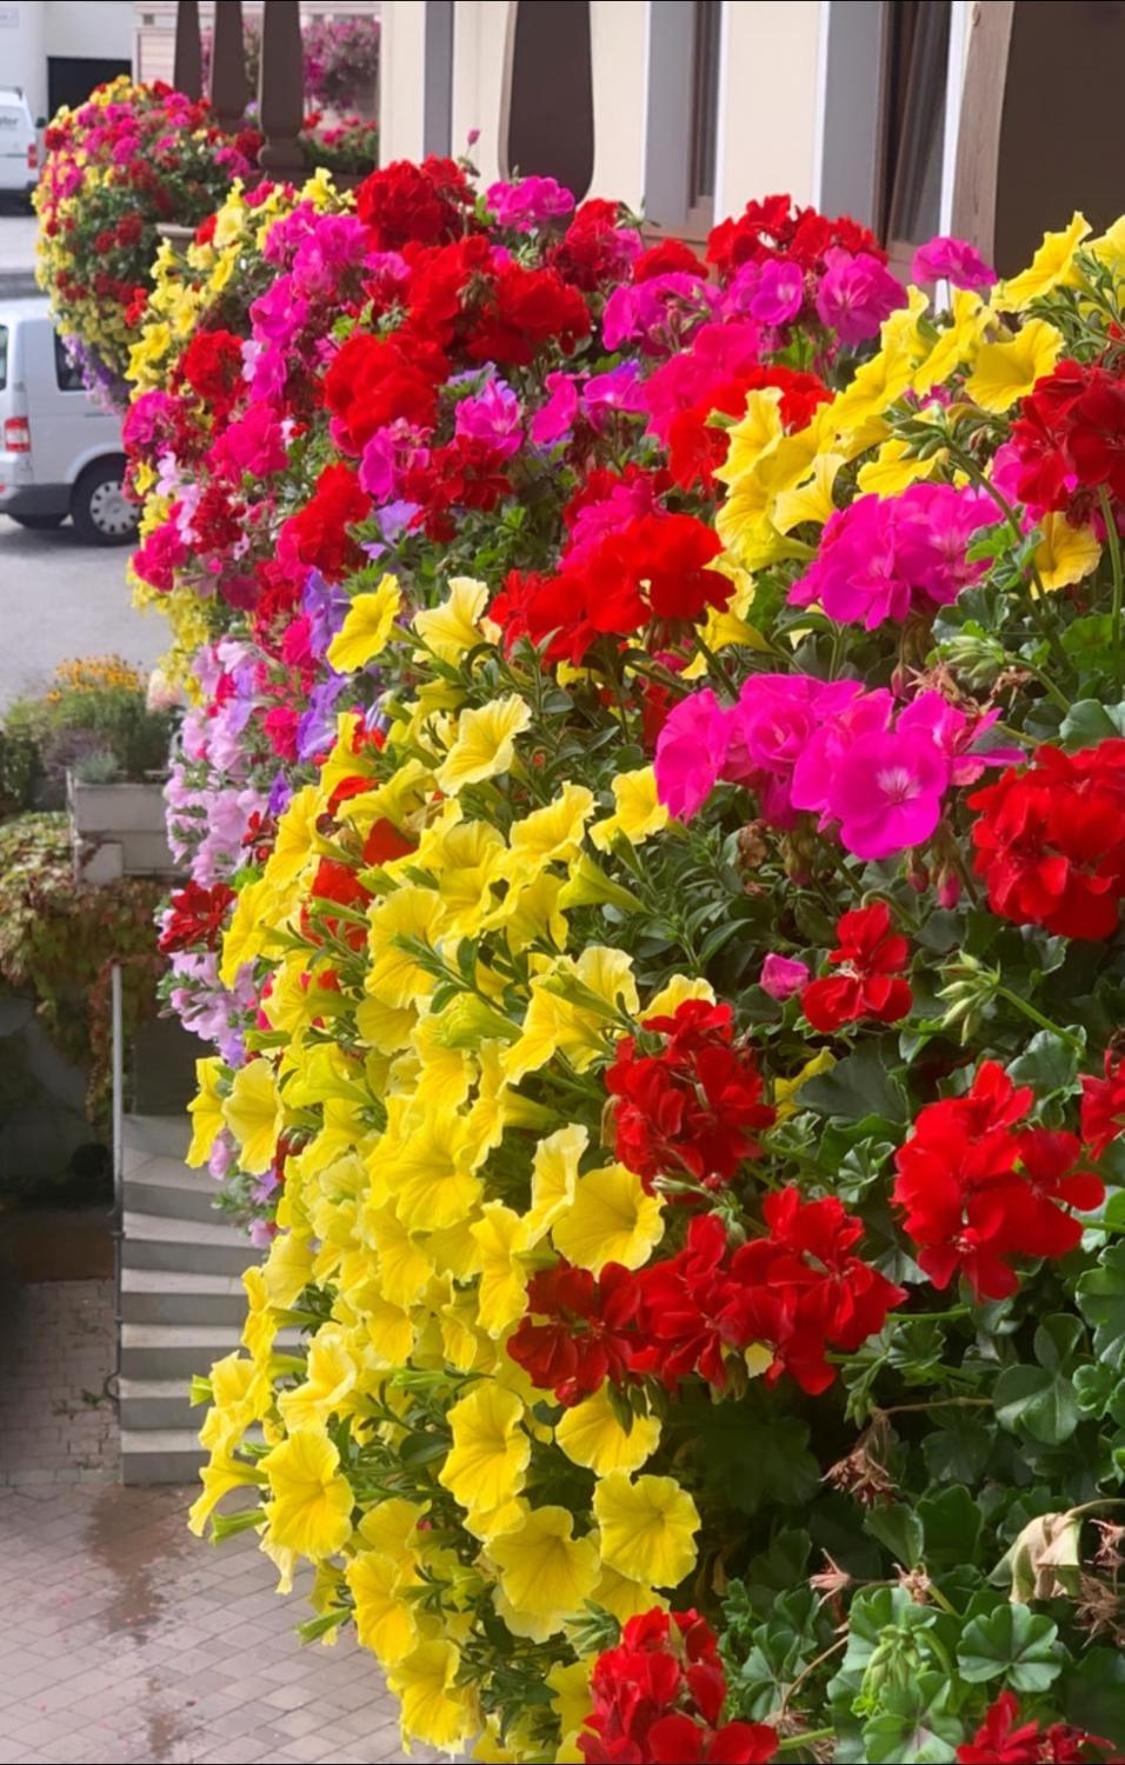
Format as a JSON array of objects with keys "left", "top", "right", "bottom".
[{"left": 0, "top": 1260, "right": 432, "bottom": 1763}]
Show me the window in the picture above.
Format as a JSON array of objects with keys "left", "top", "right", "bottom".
[
  {"left": 880, "top": 1, "right": 951, "bottom": 277},
  {"left": 54, "top": 332, "right": 84, "bottom": 393},
  {"left": 645, "top": 0, "right": 723, "bottom": 242},
  {"left": 687, "top": 1, "right": 722, "bottom": 234},
  {"left": 0, "top": 326, "right": 7, "bottom": 394}
]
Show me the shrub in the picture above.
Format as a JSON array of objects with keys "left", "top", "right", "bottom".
[{"left": 2, "top": 655, "right": 174, "bottom": 807}]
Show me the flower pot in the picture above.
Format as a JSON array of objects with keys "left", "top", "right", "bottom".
[{"left": 67, "top": 774, "right": 178, "bottom": 883}]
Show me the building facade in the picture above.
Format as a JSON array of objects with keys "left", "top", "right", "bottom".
[{"left": 1, "top": 1, "right": 134, "bottom": 126}]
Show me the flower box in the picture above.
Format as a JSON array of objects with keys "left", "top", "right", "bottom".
[{"left": 67, "top": 774, "right": 178, "bottom": 884}]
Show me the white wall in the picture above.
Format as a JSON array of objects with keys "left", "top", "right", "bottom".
[
  {"left": 379, "top": 0, "right": 426, "bottom": 164},
  {"left": 1, "top": 3, "right": 49, "bottom": 123},
  {"left": 716, "top": 1, "right": 824, "bottom": 220},
  {"left": 44, "top": 0, "right": 133, "bottom": 60}
]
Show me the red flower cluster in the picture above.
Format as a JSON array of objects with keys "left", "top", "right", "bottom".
[
  {"left": 579, "top": 1608, "right": 777, "bottom": 1765},
  {"left": 509, "top": 1194, "right": 903, "bottom": 1403},
  {"left": 505, "top": 1262, "right": 638, "bottom": 1407},
  {"left": 493, "top": 510, "right": 726, "bottom": 663},
  {"left": 969, "top": 742, "right": 1125, "bottom": 940},
  {"left": 707, "top": 192, "right": 883, "bottom": 283},
  {"left": 1081, "top": 1049, "right": 1125, "bottom": 1159},
  {"left": 179, "top": 329, "right": 246, "bottom": 426},
  {"left": 636, "top": 1196, "right": 905, "bottom": 1397},
  {"left": 956, "top": 1691, "right": 1115, "bottom": 1765},
  {"left": 278, "top": 463, "right": 371, "bottom": 580},
  {"left": 893, "top": 1061, "right": 1104, "bottom": 1300},
  {"left": 158, "top": 881, "right": 237, "bottom": 953},
  {"left": 605, "top": 999, "right": 775, "bottom": 1193},
  {"left": 1012, "top": 357, "right": 1125, "bottom": 519},
  {"left": 801, "top": 902, "right": 913, "bottom": 1034},
  {"left": 354, "top": 156, "right": 475, "bottom": 251}
]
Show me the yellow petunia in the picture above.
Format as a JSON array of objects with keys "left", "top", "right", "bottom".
[
  {"left": 414, "top": 574, "right": 500, "bottom": 661},
  {"left": 589, "top": 767, "right": 670, "bottom": 852},
  {"left": 435, "top": 695, "right": 532, "bottom": 795},
  {"left": 277, "top": 1326, "right": 358, "bottom": 1430},
  {"left": 439, "top": 1383, "right": 531, "bottom": 1521},
  {"left": 471, "top": 1204, "right": 538, "bottom": 1338},
  {"left": 856, "top": 437, "right": 941, "bottom": 498},
  {"left": 221, "top": 1058, "right": 281, "bottom": 1175},
  {"left": 366, "top": 885, "right": 449, "bottom": 1010},
  {"left": 345, "top": 1550, "right": 421, "bottom": 1666},
  {"left": 261, "top": 1428, "right": 354, "bottom": 1560},
  {"left": 187, "top": 1448, "right": 266, "bottom": 1537},
  {"left": 589, "top": 1562, "right": 665, "bottom": 1625},
  {"left": 593, "top": 1471, "right": 700, "bottom": 1588},
  {"left": 556, "top": 1385, "right": 662, "bottom": 1476},
  {"left": 1034, "top": 513, "right": 1101, "bottom": 592},
  {"left": 187, "top": 1057, "right": 225, "bottom": 1167},
  {"left": 509, "top": 783, "right": 595, "bottom": 867},
  {"left": 266, "top": 784, "right": 324, "bottom": 890},
  {"left": 387, "top": 1640, "right": 479, "bottom": 1754},
  {"left": 525, "top": 1123, "right": 589, "bottom": 1238},
  {"left": 965, "top": 318, "right": 1063, "bottom": 413},
  {"left": 487, "top": 1505, "right": 600, "bottom": 1639},
  {"left": 552, "top": 1164, "right": 665, "bottom": 1274},
  {"left": 327, "top": 574, "right": 401, "bottom": 672},
  {"left": 1000, "top": 212, "right": 1090, "bottom": 311}
]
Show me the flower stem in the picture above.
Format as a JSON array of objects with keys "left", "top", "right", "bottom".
[
  {"left": 775, "top": 1733, "right": 836, "bottom": 1756},
  {"left": 995, "top": 984, "right": 1084, "bottom": 1049},
  {"left": 1098, "top": 485, "right": 1124, "bottom": 686}
]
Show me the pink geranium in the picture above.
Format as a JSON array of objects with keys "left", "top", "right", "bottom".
[
  {"left": 815, "top": 249, "right": 906, "bottom": 345},
  {"left": 760, "top": 954, "right": 810, "bottom": 1000},
  {"left": 653, "top": 688, "right": 733, "bottom": 820},
  {"left": 911, "top": 235, "right": 996, "bottom": 293}
]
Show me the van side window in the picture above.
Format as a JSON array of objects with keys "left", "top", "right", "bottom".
[
  {"left": 54, "top": 332, "right": 85, "bottom": 393},
  {"left": 0, "top": 325, "right": 7, "bottom": 394}
]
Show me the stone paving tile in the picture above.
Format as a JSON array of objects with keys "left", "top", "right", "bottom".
[{"left": 0, "top": 1275, "right": 443, "bottom": 1763}]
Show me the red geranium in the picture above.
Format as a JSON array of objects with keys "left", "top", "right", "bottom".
[
  {"left": 801, "top": 901, "right": 913, "bottom": 1033},
  {"left": 606, "top": 999, "right": 775, "bottom": 1192},
  {"left": 158, "top": 881, "right": 236, "bottom": 953},
  {"left": 505, "top": 1261, "right": 640, "bottom": 1405},
  {"left": 1012, "top": 357, "right": 1125, "bottom": 519},
  {"left": 956, "top": 1690, "right": 1116, "bottom": 1765},
  {"left": 579, "top": 1608, "right": 777, "bottom": 1765},
  {"left": 277, "top": 462, "right": 371, "bottom": 581},
  {"left": 354, "top": 155, "right": 474, "bottom": 250},
  {"left": 968, "top": 741, "right": 1125, "bottom": 941},
  {"left": 893, "top": 1062, "right": 1104, "bottom": 1299},
  {"left": 1081, "top": 1049, "right": 1125, "bottom": 1158}
]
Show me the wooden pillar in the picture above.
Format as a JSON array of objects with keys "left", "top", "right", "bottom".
[
  {"left": 258, "top": 0, "right": 306, "bottom": 177},
  {"left": 173, "top": 0, "right": 204, "bottom": 100},
  {"left": 210, "top": 0, "right": 249, "bottom": 131},
  {"left": 500, "top": 0, "right": 594, "bottom": 200},
  {"left": 953, "top": 0, "right": 1125, "bottom": 278}
]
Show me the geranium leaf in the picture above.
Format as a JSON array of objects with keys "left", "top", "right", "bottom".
[
  {"left": 956, "top": 1604, "right": 1063, "bottom": 1691},
  {"left": 1077, "top": 1242, "right": 1125, "bottom": 1370}
]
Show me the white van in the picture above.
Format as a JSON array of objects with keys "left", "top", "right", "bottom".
[
  {"left": 0, "top": 87, "right": 39, "bottom": 198},
  {"left": 0, "top": 301, "right": 139, "bottom": 545}
]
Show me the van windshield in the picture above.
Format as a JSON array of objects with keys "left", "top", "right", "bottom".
[{"left": 0, "top": 325, "right": 7, "bottom": 392}]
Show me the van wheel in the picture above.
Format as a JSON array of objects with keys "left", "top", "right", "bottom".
[
  {"left": 9, "top": 512, "right": 65, "bottom": 530},
  {"left": 71, "top": 459, "right": 139, "bottom": 546}
]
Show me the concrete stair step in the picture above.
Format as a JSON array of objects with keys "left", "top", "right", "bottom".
[
  {"left": 123, "top": 1156, "right": 218, "bottom": 1225},
  {"left": 121, "top": 1113, "right": 191, "bottom": 1161},
  {"left": 118, "top": 1376, "right": 198, "bottom": 1431},
  {"left": 120, "top": 1428, "right": 207, "bottom": 1486},
  {"left": 122, "top": 1210, "right": 257, "bottom": 1278},
  {"left": 121, "top": 1322, "right": 243, "bottom": 1380},
  {"left": 121, "top": 1268, "right": 247, "bottom": 1326}
]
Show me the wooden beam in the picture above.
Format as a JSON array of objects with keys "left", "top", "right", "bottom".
[
  {"left": 210, "top": 0, "right": 249, "bottom": 131},
  {"left": 258, "top": 0, "right": 306, "bottom": 176},
  {"left": 173, "top": 0, "right": 204, "bottom": 100},
  {"left": 953, "top": 0, "right": 1125, "bottom": 277}
]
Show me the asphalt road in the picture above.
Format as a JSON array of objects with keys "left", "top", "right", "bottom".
[{"left": 0, "top": 517, "right": 167, "bottom": 711}]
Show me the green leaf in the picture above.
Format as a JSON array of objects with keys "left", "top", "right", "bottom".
[
  {"left": 917, "top": 1485, "right": 981, "bottom": 1570},
  {"left": 1006, "top": 1029, "right": 1081, "bottom": 1093},
  {"left": 861, "top": 1674, "right": 960, "bottom": 1764},
  {"left": 956, "top": 1604, "right": 1063, "bottom": 1691},
  {"left": 865, "top": 1504, "right": 924, "bottom": 1568},
  {"left": 993, "top": 1366, "right": 1079, "bottom": 1445},
  {"left": 1077, "top": 1242, "right": 1125, "bottom": 1371},
  {"left": 799, "top": 1045, "right": 907, "bottom": 1124},
  {"left": 1064, "top": 1648, "right": 1125, "bottom": 1747},
  {"left": 1060, "top": 698, "right": 1125, "bottom": 750}
]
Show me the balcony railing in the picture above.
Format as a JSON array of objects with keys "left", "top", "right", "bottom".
[{"left": 174, "top": 0, "right": 306, "bottom": 175}]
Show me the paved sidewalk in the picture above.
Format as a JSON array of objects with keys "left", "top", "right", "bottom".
[{"left": 0, "top": 1267, "right": 432, "bottom": 1763}]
